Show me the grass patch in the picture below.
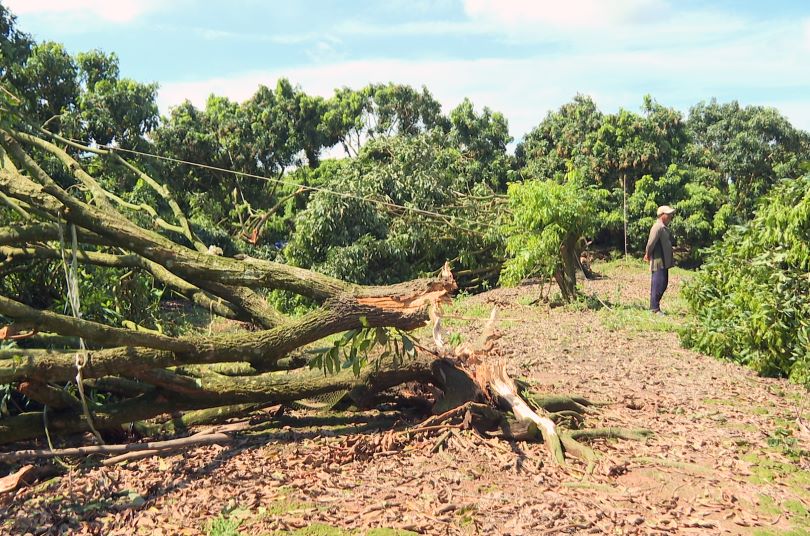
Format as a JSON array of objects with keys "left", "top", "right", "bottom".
[
  {"left": 207, "top": 516, "right": 241, "bottom": 536},
  {"left": 754, "top": 494, "right": 810, "bottom": 535},
  {"left": 447, "top": 297, "right": 492, "bottom": 319},
  {"left": 742, "top": 451, "right": 810, "bottom": 491},
  {"left": 441, "top": 294, "right": 494, "bottom": 328},
  {"left": 270, "top": 524, "right": 348, "bottom": 536},
  {"left": 596, "top": 257, "right": 693, "bottom": 279},
  {"left": 262, "top": 497, "right": 316, "bottom": 516},
  {"left": 366, "top": 529, "right": 420, "bottom": 536},
  {"left": 517, "top": 294, "right": 539, "bottom": 306},
  {"left": 702, "top": 398, "right": 737, "bottom": 406},
  {"left": 456, "top": 504, "right": 477, "bottom": 529},
  {"left": 753, "top": 530, "right": 810, "bottom": 536},
  {"left": 598, "top": 305, "right": 683, "bottom": 333},
  {"left": 593, "top": 258, "right": 648, "bottom": 277},
  {"left": 721, "top": 422, "right": 758, "bottom": 434}
]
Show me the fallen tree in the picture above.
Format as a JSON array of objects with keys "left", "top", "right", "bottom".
[{"left": 0, "top": 125, "right": 644, "bottom": 467}]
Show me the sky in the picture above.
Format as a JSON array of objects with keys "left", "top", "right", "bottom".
[{"left": 5, "top": 0, "right": 810, "bottom": 141}]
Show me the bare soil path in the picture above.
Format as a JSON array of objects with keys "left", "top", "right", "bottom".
[{"left": 2, "top": 260, "right": 808, "bottom": 535}]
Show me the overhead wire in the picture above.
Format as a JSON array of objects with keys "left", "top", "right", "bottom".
[{"left": 52, "top": 134, "right": 500, "bottom": 236}]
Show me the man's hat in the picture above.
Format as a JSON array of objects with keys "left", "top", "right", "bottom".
[{"left": 657, "top": 205, "right": 676, "bottom": 216}]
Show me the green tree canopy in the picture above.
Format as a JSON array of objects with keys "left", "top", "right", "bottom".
[
  {"left": 285, "top": 130, "right": 503, "bottom": 285},
  {"left": 499, "top": 178, "right": 600, "bottom": 301},
  {"left": 686, "top": 99, "right": 810, "bottom": 217},
  {"left": 683, "top": 175, "right": 810, "bottom": 385},
  {"left": 322, "top": 83, "right": 447, "bottom": 157}
]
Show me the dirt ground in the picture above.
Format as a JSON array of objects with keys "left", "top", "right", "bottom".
[{"left": 2, "top": 260, "right": 808, "bottom": 536}]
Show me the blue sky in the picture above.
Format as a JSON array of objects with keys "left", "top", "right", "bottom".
[{"left": 6, "top": 0, "right": 810, "bottom": 140}]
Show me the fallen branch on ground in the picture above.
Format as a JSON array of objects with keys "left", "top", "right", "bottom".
[{"left": 0, "top": 432, "right": 231, "bottom": 464}]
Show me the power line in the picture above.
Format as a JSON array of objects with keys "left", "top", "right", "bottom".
[{"left": 68, "top": 138, "right": 498, "bottom": 235}]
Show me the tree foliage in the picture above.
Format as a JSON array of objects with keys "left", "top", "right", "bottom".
[
  {"left": 626, "top": 164, "right": 732, "bottom": 256},
  {"left": 285, "top": 128, "right": 505, "bottom": 286},
  {"left": 516, "top": 95, "right": 809, "bottom": 259},
  {"left": 682, "top": 175, "right": 810, "bottom": 384},
  {"left": 499, "top": 179, "right": 599, "bottom": 301},
  {"left": 686, "top": 99, "right": 810, "bottom": 218}
]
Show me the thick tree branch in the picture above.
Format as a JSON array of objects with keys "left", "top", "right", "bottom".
[
  {"left": 0, "top": 222, "right": 112, "bottom": 247},
  {"left": 0, "top": 294, "right": 195, "bottom": 353},
  {"left": 8, "top": 129, "right": 116, "bottom": 212},
  {"left": 0, "top": 140, "right": 351, "bottom": 299},
  {"left": 0, "top": 351, "right": 439, "bottom": 445},
  {"left": 0, "top": 244, "right": 243, "bottom": 320},
  {"left": 0, "top": 268, "right": 455, "bottom": 384},
  {"left": 37, "top": 128, "right": 208, "bottom": 253}
]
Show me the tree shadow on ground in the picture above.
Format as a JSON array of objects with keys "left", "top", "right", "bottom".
[{"left": 1, "top": 405, "right": 419, "bottom": 535}]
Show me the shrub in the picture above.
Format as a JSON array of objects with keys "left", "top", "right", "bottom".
[
  {"left": 499, "top": 179, "right": 599, "bottom": 301},
  {"left": 682, "top": 175, "right": 810, "bottom": 385}
]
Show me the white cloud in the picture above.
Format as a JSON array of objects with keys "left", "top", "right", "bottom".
[
  {"left": 804, "top": 18, "right": 810, "bottom": 50},
  {"left": 463, "top": 0, "right": 669, "bottom": 30},
  {"left": 460, "top": 0, "right": 750, "bottom": 53},
  {"left": 5, "top": 0, "right": 164, "bottom": 24},
  {"left": 767, "top": 101, "right": 810, "bottom": 133},
  {"left": 192, "top": 27, "right": 322, "bottom": 45},
  {"left": 334, "top": 19, "right": 489, "bottom": 37}
]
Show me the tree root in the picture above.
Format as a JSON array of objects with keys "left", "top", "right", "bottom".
[
  {"left": 523, "top": 392, "right": 597, "bottom": 414},
  {"left": 568, "top": 427, "right": 652, "bottom": 442},
  {"left": 630, "top": 456, "right": 714, "bottom": 475}
]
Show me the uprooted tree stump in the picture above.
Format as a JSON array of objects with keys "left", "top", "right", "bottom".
[{"left": 0, "top": 126, "right": 647, "bottom": 470}]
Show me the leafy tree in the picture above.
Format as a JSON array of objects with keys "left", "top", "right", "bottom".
[
  {"left": 627, "top": 164, "right": 732, "bottom": 258},
  {"left": 243, "top": 80, "right": 312, "bottom": 175},
  {"left": 448, "top": 98, "right": 513, "bottom": 189},
  {"left": 70, "top": 50, "right": 158, "bottom": 148},
  {"left": 515, "top": 94, "right": 603, "bottom": 182},
  {"left": 14, "top": 41, "right": 79, "bottom": 125},
  {"left": 686, "top": 99, "right": 810, "bottom": 217},
  {"left": 499, "top": 179, "right": 600, "bottom": 301},
  {"left": 517, "top": 96, "right": 690, "bottom": 251},
  {"left": 322, "top": 83, "right": 447, "bottom": 156},
  {"left": 683, "top": 175, "right": 810, "bottom": 384},
  {"left": 285, "top": 131, "right": 501, "bottom": 285},
  {"left": 151, "top": 82, "right": 329, "bottom": 244},
  {"left": 0, "top": 4, "right": 32, "bottom": 89}
]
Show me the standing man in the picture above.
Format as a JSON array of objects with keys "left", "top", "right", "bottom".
[{"left": 644, "top": 205, "right": 675, "bottom": 314}]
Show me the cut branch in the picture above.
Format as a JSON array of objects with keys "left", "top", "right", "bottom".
[{"left": 0, "top": 432, "right": 231, "bottom": 464}]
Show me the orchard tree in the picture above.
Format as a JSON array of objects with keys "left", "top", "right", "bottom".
[
  {"left": 686, "top": 99, "right": 810, "bottom": 217},
  {"left": 448, "top": 98, "right": 513, "bottom": 190},
  {"left": 499, "top": 179, "right": 600, "bottom": 302},
  {"left": 515, "top": 94, "right": 603, "bottom": 182},
  {"left": 627, "top": 164, "right": 732, "bottom": 257},
  {"left": 285, "top": 130, "right": 503, "bottom": 286},
  {"left": 0, "top": 4, "right": 33, "bottom": 81},
  {"left": 683, "top": 174, "right": 810, "bottom": 384},
  {"left": 322, "top": 83, "right": 447, "bottom": 156},
  {"left": 517, "top": 96, "right": 690, "bottom": 252},
  {"left": 13, "top": 41, "right": 79, "bottom": 126},
  {"left": 70, "top": 50, "right": 159, "bottom": 148},
  {"left": 150, "top": 81, "right": 332, "bottom": 244}
]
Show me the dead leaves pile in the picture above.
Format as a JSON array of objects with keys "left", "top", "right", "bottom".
[{"left": 2, "top": 272, "right": 809, "bottom": 535}]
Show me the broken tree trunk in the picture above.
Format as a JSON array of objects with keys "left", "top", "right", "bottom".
[
  {"left": 0, "top": 126, "right": 646, "bottom": 467},
  {"left": 0, "top": 125, "right": 483, "bottom": 449}
]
